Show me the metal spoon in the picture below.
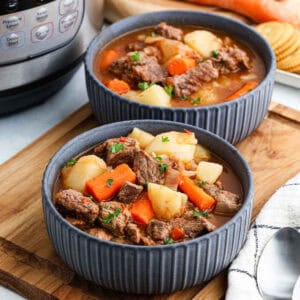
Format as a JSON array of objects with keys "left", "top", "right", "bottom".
[{"left": 257, "top": 227, "right": 300, "bottom": 300}]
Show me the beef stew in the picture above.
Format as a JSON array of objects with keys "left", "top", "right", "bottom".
[
  {"left": 53, "top": 128, "right": 243, "bottom": 246},
  {"left": 94, "top": 22, "right": 265, "bottom": 107}
]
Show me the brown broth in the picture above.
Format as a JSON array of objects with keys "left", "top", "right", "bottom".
[{"left": 94, "top": 25, "right": 266, "bottom": 107}]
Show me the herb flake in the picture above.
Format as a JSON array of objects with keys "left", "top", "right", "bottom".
[
  {"left": 197, "top": 180, "right": 207, "bottom": 187},
  {"left": 65, "top": 158, "right": 77, "bottom": 167},
  {"left": 165, "top": 237, "right": 174, "bottom": 245},
  {"left": 130, "top": 51, "right": 140, "bottom": 62},
  {"left": 193, "top": 210, "right": 208, "bottom": 218},
  {"left": 212, "top": 50, "right": 219, "bottom": 58},
  {"left": 106, "top": 178, "right": 114, "bottom": 188},
  {"left": 138, "top": 82, "right": 150, "bottom": 90},
  {"left": 161, "top": 136, "right": 170, "bottom": 143},
  {"left": 111, "top": 143, "right": 124, "bottom": 154},
  {"left": 164, "top": 85, "right": 173, "bottom": 96},
  {"left": 151, "top": 32, "right": 157, "bottom": 38},
  {"left": 103, "top": 207, "right": 121, "bottom": 224},
  {"left": 181, "top": 95, "right": 188, "bottom": 101},
  {"left": 155, "top": 156, "right": 163, "bottom": 161},
  {"left": 191, "top": 97, "right": 201, "bottom": 105},
  {"left": 159, "top": 163, "right": 168, "bottom": 174}
]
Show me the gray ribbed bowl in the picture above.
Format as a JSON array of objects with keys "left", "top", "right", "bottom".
[
  {"left": 42, "top": 120, "right": 254, "bottom": 294},
  {"left": 85, "top": 11, "right": 276, "bottom": 145}
]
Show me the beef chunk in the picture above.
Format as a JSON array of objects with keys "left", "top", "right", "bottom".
[
  {"left": 203, "top": 184, "right": 241, "bottom": 216},
  {"left": 143, "top": 46, "right": 163, "bottom": 62},
  {"left": 154, "top": 22, "right": 183, "bottom": 41},
  {"left": 85, "top": 228, "right": 113, "bottom": 241},
  {"left": 172, "top": 211, "right": 205, "bottom": 238},
  {"left": 109, "top": 51, "right": 167, "bottom": 85},
  {"left": 98, "top": 201, "right": 130, "bottom": 236},
  {"left": 117, "top": 181, "right": 143, "bottom": 203},
  {"left": 127, "top": 41, "right": 146, "bottom": 51},
  {"left": 133, "top": 150, "right": 164, "bottom": 185},
  {"left": 146, "top": 219, "right": 171, "bottom": 241},
  {"left": 164, "top": 168, "right": 180, "bottom": 191},
  {"left": 213, "top": 46, "right": 251, "bottom": 73},
  {"left": 65, "top": 217, "right": 89, "bottom": 230},
  {"left": 55, "top": 189, "right": 99, "bottom": 224},
  {"left": 140, "top": 235, "right": 156, "bottom": 246},
  {"left": 201, "top": 217, "right": 217, "bottom": 232},
  {"left": 127, "top": 42, "right": 162, "bottom": 61},
  {"left": 167, "top": 60, "right": 219, "bottom": 97},
  {"left": 94, "top": 137, "right": 139, "bottom": 167},
  {"left": 125, "top": 223, "right": 141, "bottom": 244}
]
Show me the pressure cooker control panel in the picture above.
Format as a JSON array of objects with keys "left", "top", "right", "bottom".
[{"left": 0, "top": 0, "right": 84, "bottom": 65}]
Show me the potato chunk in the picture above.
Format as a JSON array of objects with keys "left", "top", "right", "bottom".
[
  {"left": 196, "top": 161, "right": 223, "bottom": 184},
  {"left": 184, "top": 30, "right": 223, "bottom": 58},
  {"left": 62, "top": 155, "right": 107, "bottom": 193},
  {"left": 145, "top": 131, "right": 197, "bottom": 162},
  {"left": 148, "top": 183, "right": 187, "bottom": 220},
  {"left": 135, "top": 84, "right": 171, "bottom": 107},
  {"left": 128, "top": 128, "right": 155, "bottom": 149},
  {"left": 194, "top": 144, "right": 211, "bottom": 162}
]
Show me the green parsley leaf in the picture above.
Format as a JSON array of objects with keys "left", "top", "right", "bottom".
[
  {"left": 65, "top": 158, "right": 77, "bottom": 167},
  {"left": 155, "top": 156, "right": 163, "bottom": 161},
  {"left": 193, "top": 210, "right": 208, "bottom": 218},
  {"left": 161, "top": 136, "right": 170, "bottom": 143},
  {"left": 197, "top": 180, "right": 207, "bottom": 187},
  {"left": 181, "top": 95, "right": 188, "bottom": 101},
  {"left": 102, "top": 207, "right": 121, "bottom": 224},
  {"left": 106, "top": 178, "right": 114, "bottom": 188},
  {"left": 164, "top": 237, "right": 174, "bottom": 245},
  {"left": 159, "top": 163, "right": 168, "bottom": 174},
  {"left": 138, "top": 82, "right": 150, "bottom": 90},
  {"left": 130, "top": 51, "right": 140, "bottom": 62},
  {"left": 151, "top": 32, "right": 157, "bottom": 38},
  {"left": 212, "top": 50, "right": 219, "bottom": 58},
  {"left": 111, "top": 143, "right": 124, "bottom": 154},
  {"left": 191, "top": 97, "right": 201, "bottom": 105},
  {"left": 164, "top": 85, "right": 173, "bottom": 96}
]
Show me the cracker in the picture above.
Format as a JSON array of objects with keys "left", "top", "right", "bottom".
[
  {"left": 275, "top": 30, "right": 299, "bottom": 56},
  {"left": 256, "top": 22, "right": 286, "bottom": 48},
  {"left": 277, "top": 49, "right": 300, "bottom": 70},
  {"left": 276, "top": 36, "right": 299, "bottom": 61}
]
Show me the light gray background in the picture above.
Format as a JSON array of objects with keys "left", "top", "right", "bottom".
[{"left": 0, "top": 65, "right": 299, "bottom": 299}]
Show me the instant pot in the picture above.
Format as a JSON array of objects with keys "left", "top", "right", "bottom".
[{"left": 0, "top": 0, "right": 104, "bottom": 114}]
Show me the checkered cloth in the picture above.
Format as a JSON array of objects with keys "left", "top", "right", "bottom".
[{"left": 226, "top": 173, "right": 300, "bottom": 300}]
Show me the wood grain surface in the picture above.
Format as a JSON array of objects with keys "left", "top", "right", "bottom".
[{"left": 0, "top": 102, "right": 299, "bottom": 299}]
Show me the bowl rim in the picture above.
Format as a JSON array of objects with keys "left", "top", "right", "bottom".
[
  {"left": 42, "top": 119, "right": 254, "bottom": 250},
  {"left": 85, "top": 10, "right": 276, "bottom": 111}
]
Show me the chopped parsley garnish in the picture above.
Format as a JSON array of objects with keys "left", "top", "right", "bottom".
[
  {"left": 155, "top": 156, "right": 163, "bottom": 161},
  {"left": 165, "top": 237, "right": 174, "bottom": 245},
  {"left": 197, "top": 180, "right": 207, "bottom": 187},
  {"left": 191, "top": 97, "right": 201, "bottom": 105},
  {"left": 138, "top": 82, "right": 150, "bottom": 90},
  {"left": 159, "top": 163, "right": 168, "bottom": 174},
  {"left": 151, "top": 32, "right": 157, "bottom": 38},
  {"left": 130, "top": 51, "right": 140, "bottom": 62},
  {"left": 161, "top": 136, "right": 170, "bottom": 143},
  {"left": 106, "top": 178, "right": 114, "bottom": 188},
  {"left": 88, "top": 195, "right": 96, "bottom": 202},
  {"left": 164, "top": 85, "right": 173, "bottom": 96},
  {"left": 193, "top": 210, "right": 208, "bottom": 218},
  {"left": 181, "top": 95, "right": 188, "bottom": 101},
  {"left": 102, "top": 207, "right": 121, "bottom": 224},
  {"left": 212, "top": 50, "right": 219, "bottom": 58},
  {"left": 111, "top": 143, "right": 124, "bottom": 153},
  {"left": 65, "top": 158, "right": 77, "bottom": 167}
]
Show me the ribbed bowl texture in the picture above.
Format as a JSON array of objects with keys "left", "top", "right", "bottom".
[
  {"left": 85, "top": 11, "right": 276, "bottom": 144},
  {"left": 42, "top": 120, "right": 254, "bottom": 294}
]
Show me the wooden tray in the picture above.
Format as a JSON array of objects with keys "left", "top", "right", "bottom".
[{"left": 0, "top": 102, "right": 299, "bottom": 300}]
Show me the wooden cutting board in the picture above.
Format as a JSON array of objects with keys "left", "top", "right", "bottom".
[
  {"left": 104, "top": 0, "right": 253, "bottom": 24},
  {"left": 0, "top": 102, "right": 299, "bottom": 300}
]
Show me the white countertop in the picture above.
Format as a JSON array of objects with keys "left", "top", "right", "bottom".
[{"left": 0, "top": 64, "right": 299, "bottom": 299}]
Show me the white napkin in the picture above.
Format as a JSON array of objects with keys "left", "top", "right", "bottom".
[{"left": 226, "top": 173, "right": 300, "bottom": 300}]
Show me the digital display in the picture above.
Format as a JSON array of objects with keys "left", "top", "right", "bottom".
[{"left": 0, "top": 0, "right": 55, "bottom": 15}]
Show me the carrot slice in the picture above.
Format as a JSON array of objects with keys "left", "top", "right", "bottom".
[
  {"left": 99, "top": 50, "right": 121, "bottom": 70},
  {"left": 170, "top": 227, "right": 185, "bottom": 240},
  {"left": 225, "top": 81, "right": 258, "bottom": 101},
  {"left": 130, "top": 194, "right": 155, "bottom": 224},
  {"left": 86, "top": 164, "right": 136, "bottom": 202},
  {"left": 167, "top": 58, "right": 188, "bottom": 75},
  {"left": 179, "top": 174, "right": 216, "bottom": 211},
  {"left": 107, "top": 79, "right": 130, "bottom": 95}
]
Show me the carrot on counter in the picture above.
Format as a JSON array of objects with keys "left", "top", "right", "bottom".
[
  {"left": 86, "top": 164, "right": 136, "bottom": 202},
  {"left": 225, "top": 81, "right": 258, "bottom": 101},
  {"left": 130, "top": 194, "right": 155, "bottom": 224},
  {"left": 170, "top": 227, "right": 185, "bottom": 240},
  {"left": 179, "top": 174, "right": 216, "bottom": 211},
  {"left": 99, "top": 50, "right": 121, "bottom": 70},
  {"left": 188, "top": 0, "right": 300, "bottom": 26},
  {"left": 167, "top": 57, "right": 195, "bottom": 76},
  {"left": 107, "top": 79, "right": 130, "bottom": 95}
]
